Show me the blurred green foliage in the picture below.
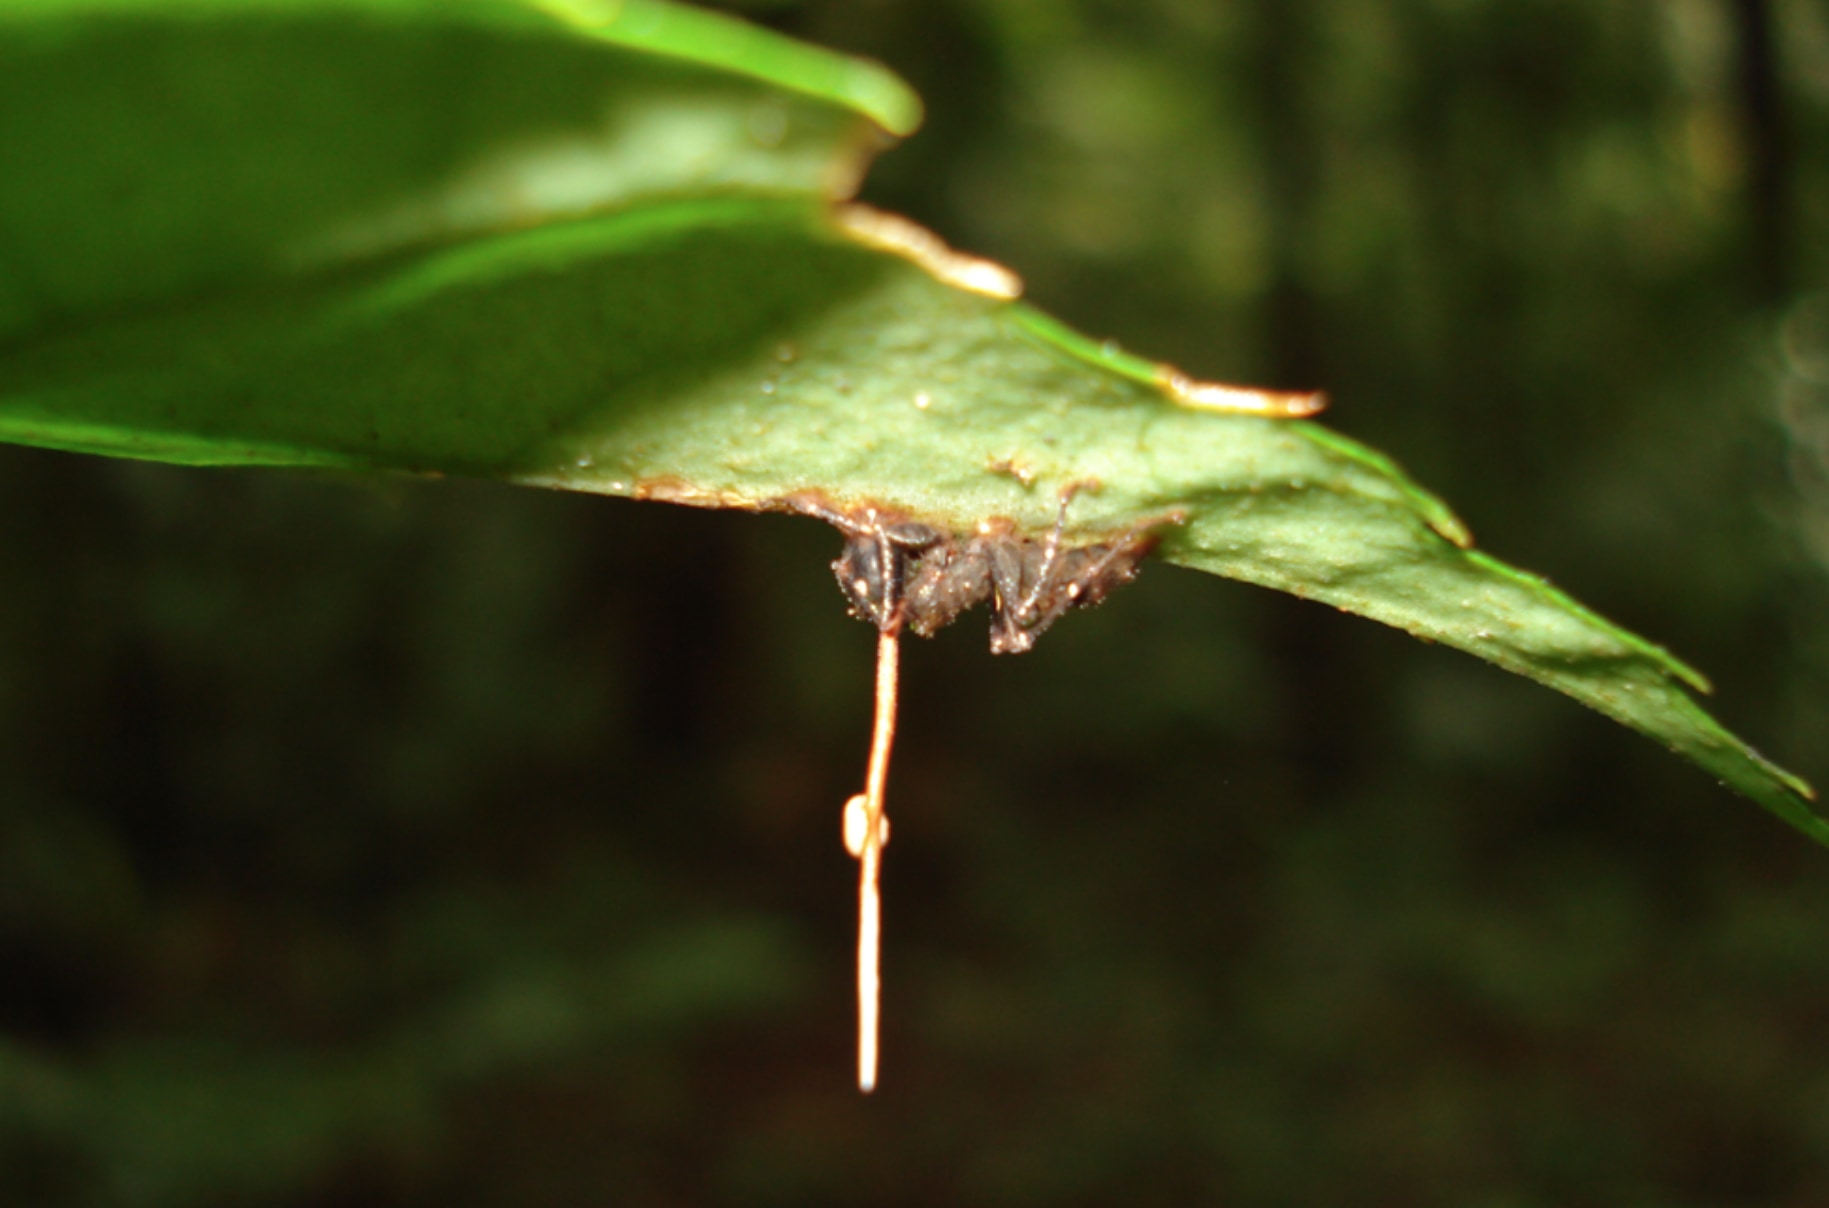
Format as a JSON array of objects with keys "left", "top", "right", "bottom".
[{"left": 4, "top": 0, "right": 1829, "bottom": 1204}]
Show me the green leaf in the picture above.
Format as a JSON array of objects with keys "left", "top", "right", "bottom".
[
  {"left": 0, "top": 0, "right": 1816, "bottom": 842},
  {"left": 0, "top": 0, "right": 917, "bottom": 337}
]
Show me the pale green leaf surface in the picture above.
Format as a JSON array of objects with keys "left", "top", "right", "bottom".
[{"left": 0, "top": 197, "right": 1817, "bottom": 843}]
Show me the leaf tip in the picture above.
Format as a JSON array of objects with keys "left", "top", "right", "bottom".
[
  {"left": 1429, "top": 511, "right": 1475, "bottom": 550},
  {"left": 1779, "top": 766, "right": 1818, "bottom": 803}
]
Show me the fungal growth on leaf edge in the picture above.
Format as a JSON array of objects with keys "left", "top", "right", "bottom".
[{"left": 791, "top": 483, "right": 1181, "bottom": 1091}]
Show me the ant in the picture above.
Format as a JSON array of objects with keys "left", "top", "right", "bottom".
[
  {"left": 804, "top": 482, "right": 1169, "bottom": 651},
  {"left": 786, "top": 484, "right": 1178, "bottom": 1092}
]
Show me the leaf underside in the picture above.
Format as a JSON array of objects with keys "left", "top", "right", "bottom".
[{"left": 0, "top": 0, "right": 1817, "bottom": 844}]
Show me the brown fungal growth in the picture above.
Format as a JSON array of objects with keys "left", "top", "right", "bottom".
[
  {"left": 786, "top": 484, "right": 1180, "bottom": 1092},
  {"left": 985, "top": 455, "right": 1036, "bottom": 487},
  {"left": 629, "top": 475, "right": 754, "bottom": 509}
]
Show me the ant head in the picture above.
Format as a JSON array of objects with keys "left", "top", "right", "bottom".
[
  {"left": 835, "top": 531, "right": 894, "bottom": 628},
  {"left": 833, "top": 516, "right": 945, "bottom": 631}
]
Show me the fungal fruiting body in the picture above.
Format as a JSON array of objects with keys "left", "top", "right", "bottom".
[{"left": 798, "top": 486, "right": 1171, "bottom": 1092}]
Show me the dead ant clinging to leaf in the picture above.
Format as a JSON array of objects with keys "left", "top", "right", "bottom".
[
  {"left": 815, "top": 482, "right": 1170, "bottom": 651},
  {"left": 788, "top": 483, "right": 1180, "bottom": 1092}
]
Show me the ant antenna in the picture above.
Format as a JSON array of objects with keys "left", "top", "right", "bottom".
[{"left": 843, "top": 628, "right": 899, "bottom": 1092}]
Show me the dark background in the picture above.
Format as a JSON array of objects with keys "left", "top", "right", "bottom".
[{"left": 5, "top": 0, "right": 1829, "bottom": 1203}]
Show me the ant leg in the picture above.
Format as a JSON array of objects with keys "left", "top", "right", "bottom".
[
  {"left": 871, "top": 521, "right": 906, "bottom": 631},
  {"left": 989, "top": 483, "right": 1090, "bottom": 651},
  {"left": 1011, "top": 486, "right": 1076, "bottom": 623},
  {"left": 983, "top": 537, "right": 1032, "bottom": 654},
  {"left": 786, "top": 495, "right": 875, "bottom": 537}
]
